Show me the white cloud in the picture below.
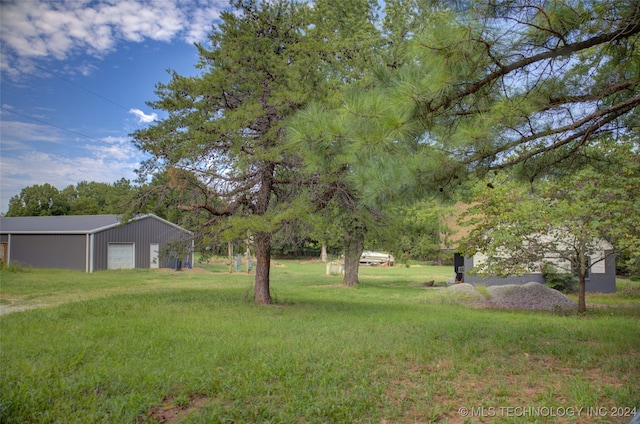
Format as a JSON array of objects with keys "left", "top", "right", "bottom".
[
  {"left": 0, "top": 0, "right": 226, "bottom": 77},
  {"left": 129, "top": 108, "right": 158, "bottom": 124},
  {"left": 91, "top": 136, "right": 140, "bottom": 161},
  {"left": 0, "top": 119, "right": 64, "bottom": 144},
  {"left": 182, "top": 5, "right": 223, "bottom": 44}
]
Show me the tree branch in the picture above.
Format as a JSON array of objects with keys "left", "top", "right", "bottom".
[
  {"left": 483, "top": 94, "right": 640, "bottom": 170},
  {"left": 425, "top": 19, "right": 640, "bottom": 115}
]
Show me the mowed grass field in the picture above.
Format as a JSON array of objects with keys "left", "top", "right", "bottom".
[{"left": 1, "top": 260, "right": 639, "bottom": 423}]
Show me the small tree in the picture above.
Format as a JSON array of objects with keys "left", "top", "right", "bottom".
[{"left": 460, "top": 144, "right": 640, "bottom": 312}]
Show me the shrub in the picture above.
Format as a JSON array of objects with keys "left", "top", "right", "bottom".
[
  {"left": 0, "top": 261, "right": 28, "bottom": 273},
  {"left": 542, "top": 263, "right": 577, "bottom": 293}
]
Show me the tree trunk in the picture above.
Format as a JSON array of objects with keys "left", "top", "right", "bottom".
[
  {"left": 343, "top": 226, "right": 364, "bottom": 287},
  {"left": 253, "top": 164, "right": 274, "bottom": 304},
  {"left": 577, "top": 253, "right": 588, "bottom": 313},
  {"left": 254, "top": 231, "right": 272, "bottom": 304},
  {"left": 577, "top": 273, "right": 587, "bottom": 313},
  {"left": 228, "top": 241, "right": 233, "bottom": 273},
  {"left": 320, "top": 243, "right": 328, "bottom": 263}
]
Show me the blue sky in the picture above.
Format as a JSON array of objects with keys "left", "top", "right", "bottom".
[{"left": 0, "top": 0, "right": 230, "bottom": 214}]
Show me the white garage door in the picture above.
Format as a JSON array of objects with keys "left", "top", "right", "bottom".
[{"left": 108, "top": 243, "right": 134, "bottom": 270}]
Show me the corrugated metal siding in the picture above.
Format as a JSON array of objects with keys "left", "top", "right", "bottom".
[
  {"left": 93, "top": 216, "right": 192, "bottom": 271},
  {"left": 9, "top": 234, "right": 86, "bottom": 270},
  {"left": 0, "top": 235, "right": 8, "bottom": 243},
  {"left": 586, "top": 250, "right": 616, "bottom": 293}
]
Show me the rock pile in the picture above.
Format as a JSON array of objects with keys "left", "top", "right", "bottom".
[
  {"left": 485, "top": 282, "right": 577, "bottom": 311},
  {"left": 442, "top": 281, "right": 577, "bottom": 311}
]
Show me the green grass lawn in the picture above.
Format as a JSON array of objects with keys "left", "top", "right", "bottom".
[{"left": 1, "top": 261, "right": 639, "bottom": 423}]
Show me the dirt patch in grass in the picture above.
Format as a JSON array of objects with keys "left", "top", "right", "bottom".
[
  {"left": 0, "top": 303, "right": 48, "bottom": 316},
  {"left": 142, "top": 395, "right": 210, "bottom": 423}
]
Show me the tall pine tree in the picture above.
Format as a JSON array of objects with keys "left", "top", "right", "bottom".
[{"left": 132, "top": 0, "right": 380, "bottom": 302}]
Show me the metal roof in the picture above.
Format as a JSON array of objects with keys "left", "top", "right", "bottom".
[{"left": 0, "top": 214, "right": 191, "bottom": 235}]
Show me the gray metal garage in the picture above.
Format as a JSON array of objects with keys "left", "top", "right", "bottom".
[{"left": 0, "top": 214, "right": 193, "bottom": 272}]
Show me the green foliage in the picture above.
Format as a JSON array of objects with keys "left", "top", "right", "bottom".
[
  {"left": 542, "top": 263, "right": 578, "bottom": 294},
  {"left": 304, "top": 0, "right": 640, "bottom": 203},
  {"left": 617, "top": 250, "right": 640, "bottom": 280},
  {"left": 365, "top": 201, "right": 450, "bottom": 263},
  {"left": 6, "top": 183, "right": 69, "bottom": 216},
  {"left": 6, "top": 179, "right": 135, "bottom": 217},
  {"left": 0, "top": 261, "right": 29, "bottom": 273},
  {"left": 65, "top": 178, "right": 134, "bottom": 215}
]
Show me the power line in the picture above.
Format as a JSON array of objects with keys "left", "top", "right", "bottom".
[
  {"left": 26, "top": 59, "right": 132, "bottom": 112},
  {"left": 2, "top": 108, "right": 114, "bottom": 144},
  {"left": 2, "top": 57, "right": 140, "bottom": 142}
]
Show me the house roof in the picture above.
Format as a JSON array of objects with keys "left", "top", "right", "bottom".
[{"left": 0, "top": 214, "right": 191, "bottom": 235}]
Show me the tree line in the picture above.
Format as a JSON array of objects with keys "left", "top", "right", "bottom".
[
  {"left": 5, "top": 175, "right": 449, "bottom": 261},
  {"left": 5, "top": 179, "right": 135, "bottom": 217}
]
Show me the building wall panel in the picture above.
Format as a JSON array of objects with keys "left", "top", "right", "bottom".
[
  {"left": 93, "top": 216, "right": 192, "bottom": 271},
  {"left": 9, "top": 234, "right": 86, "bottom": 270},
  {"left": 585, "top": 250, "right": 616, "bottom": 293}
]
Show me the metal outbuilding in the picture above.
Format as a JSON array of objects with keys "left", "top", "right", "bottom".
[
  {"left": 0, "top": 214, "right": 193, "bottom": 272},
  {"left": 457, "top": 251, "right": 617, "bottom": 293}
]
